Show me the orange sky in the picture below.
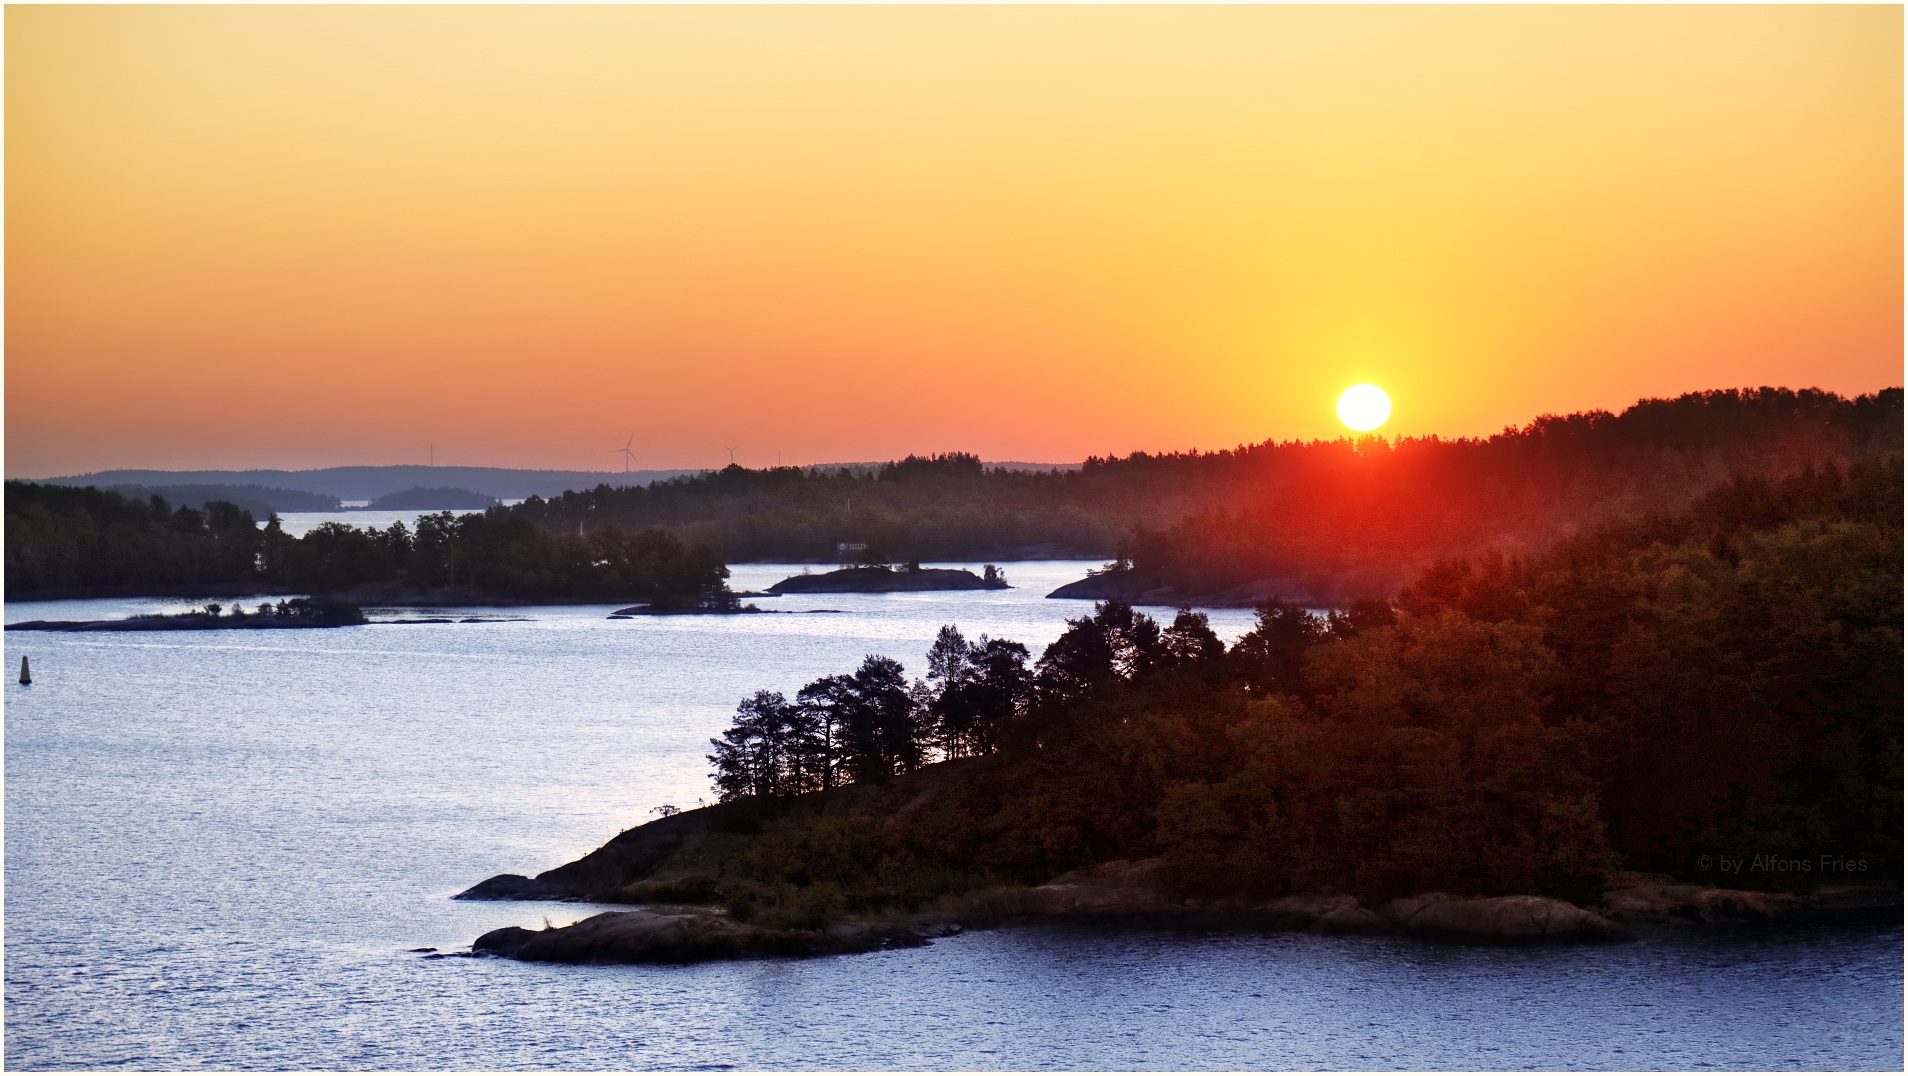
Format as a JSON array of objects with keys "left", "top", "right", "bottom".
[{"left": 7, "top": 5, "right": 1901, "bottom": 476}]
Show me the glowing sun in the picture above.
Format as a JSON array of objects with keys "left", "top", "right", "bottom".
[{"left": 1336, "top": 384, "right": 1392, "bottom": 431}]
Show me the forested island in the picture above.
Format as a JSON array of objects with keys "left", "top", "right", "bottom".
[
  {"left": 765, "top": 564, "right": 1010, "bottom": 594},
  {"left": 4, "top": 486, "right": 736, "bottom": 609},
  {"left": 463, "top": 457, "right": 1901, "bottom": 962},
  {"left": 7, "top": 598, "right": 369, "bottom": 632},
  {"left": 505, "top": 388, "right": 1898, "bottom": 583}
]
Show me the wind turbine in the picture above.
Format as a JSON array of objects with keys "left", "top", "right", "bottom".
[
  {"left": 611, "top": 435, "right": 635, "bottom": 475},
  {"left": 725, "top": 446, "right": 739, "bottom": 467}
]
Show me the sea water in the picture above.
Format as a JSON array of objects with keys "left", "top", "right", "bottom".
[{"left": 5, "top": 563, "right": 1901, "bottom": 1070}]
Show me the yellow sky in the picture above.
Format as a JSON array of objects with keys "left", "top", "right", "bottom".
[{"left": 7, "top": 5, "right": 1901, "bottom": 475}]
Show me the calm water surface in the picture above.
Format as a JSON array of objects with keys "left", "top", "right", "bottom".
[{"left": 5, "top": 562, "right": 1901, "bottom": 1070}]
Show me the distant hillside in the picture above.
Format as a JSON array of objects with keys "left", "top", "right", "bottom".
[
  {"left": 104, "top": 483, "right": 342, "bottom": 516},
  {"left": 803, "top": 461, "right": 1081, "bottom": 475},
  {"left": 366, "top": 486, "right": 495, "bottom": 510},
  {"left": 29, "top": 461, "right": 1079, "bottom": 502},
  {"left": 32, "top": 466, "right": 700, "bottom": 502},
  {"left": 506, "top": 387, "right": 1902, "bottom": 569},
  {"left": 4, "top": 480, "right": 734, "bottom": 607}
]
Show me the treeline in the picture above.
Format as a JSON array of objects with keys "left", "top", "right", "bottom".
[
  {"left": 512, "top": 388, "right": 1898, "bottom": 574},
  {"left": 512, "top": 452, "right": 1135, "bottom": 563},
  {"left": 4, "top": 484, "right": 267, "bottom": 593},
  {"left": 103, "top": 483, "right": 343, "bottom": 515},
  {"left": 709, "top": 602, "right": 1379, "bottom": 799},
  {"left": 176, "top": 597, "right": 369, "bottom": 625},
  {"left": 4, "top": 483, "right": 733, "bottom": 608},
  {"left": 1114, "top": 386, "right": 1902, "bottom": 601},
  {"left": 699, "top": 456, "right": 1901, "bottom": 918}
]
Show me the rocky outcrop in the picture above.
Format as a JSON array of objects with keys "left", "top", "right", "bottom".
[
  {"left": 472, "top": 909, "right": 937, "bottom": 964},
  {"left": 1046, "top": 570, "right": 1321, "bottom": 608},
  {"left": 606, "top": 604, "right": 767, "bottom": 616},
  {"left": 927, "top": 861, "right": 1602, "bottom": 943},
  {"left": 1600, "top": 883, "right": 1808, "bottom": 923},
  {"left": 1251, "top": 894, "right": 1393, "bottom": 935},
  {"left": 1019, "top": 882, "right": 1179, "bottom": 919},
  {"left": 454, "top": 807, "right": 717, "bottom": 902},
  {"left": 455, "top": 873, "right": 581, "bottom": 901},
  {"left": 998, "top": 873, "right": 1610, "bottom": 942},
  {"left": 767, "top": 567, "right": 1009, "bottom": 594},
  {"left": 1388, "top": 893, "right": 1621, "bottom": 942},
  {"left": 453, "top": 782, "right": 1881, "bottom": 965},
  {"left": 6, "top": 611, "right": 365, "bottom": 632}
]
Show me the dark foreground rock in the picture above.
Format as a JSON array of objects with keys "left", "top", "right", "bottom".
[
  {"left": 1389, "top": 893, "right": 1621, "bottom": 941},
  {"left": 767, "top": 566, "right": 1009, "bottom": 594},
  {"left": 456, "top": 873, "right": 581, "bottom": 901},
  {"left": 1251, "top": 894, "right": 1395, "bottom": 935},
  {"left": 464, "top": 879, "right": 1626, "bottom": 964},
  {"left": 456, "top": 786, "right": 1895, "bottom": 965},
  {"left": 1593, "top": 879, "right": 1901, "bottom": 922},
  {"left": 957, "top": 863, "right": 1612, "bottom": 942},
  {"left": 472, "top": 909, "right": 935, "bottom": 964}
]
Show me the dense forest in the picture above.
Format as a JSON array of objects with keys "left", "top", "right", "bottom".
[
  {"left": 3, "top": 483, "right": 734, "bottom": 608},
  {"left": 1104, "top": 387, "right": 1902, "bottom": 603},
  {"left": 696, "top": 456, "right": 1901, "bottom": 923},
  {"left": 510, "top": 452, "right": 1132, "bottom": 563},
  {"left": 510, "top": 388, "right": 1899, "bottom": 576}
]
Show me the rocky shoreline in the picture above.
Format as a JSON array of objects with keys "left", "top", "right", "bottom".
[
  {"left": 471, "top": 909, "right": 947, "bottom": 963},
  {"left": 6, "top": 604, "right": 368, "bottom": 631},
  {"left": 5, "top": 611, "right": 536, "bottom": 631},
  {"left": 6, "top": 616, "right": 356, "bottom": 632},
  {"left": 455, "top": 861, "right": 1896, "bottom": 966},
  {"left": 1046, "top": 569, "right": 1325, "bottom": 608},
  {"left": 450, "top": 803, "right": 1897, "bottom": 966},
  {"left": 767, "top": 566, "right": 1009, "bottom": 594}
]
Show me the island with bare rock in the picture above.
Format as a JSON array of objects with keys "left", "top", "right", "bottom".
[
  {"left": 766, "top": 564, "right": 1010, "bottom": 594},
  {"left": 6, "top": 599, "right": 369, "bottom": 632}
]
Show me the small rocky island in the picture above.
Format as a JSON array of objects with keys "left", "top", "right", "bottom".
[
  {"left": 767, "top": 564, "right": 1010, "bottom": 594},
  {"left": 6, "top": 599, "right": 368, "bottom": 632},
  {"left": 1047, "top": 564, "right": 1325, "bottom": 607}
]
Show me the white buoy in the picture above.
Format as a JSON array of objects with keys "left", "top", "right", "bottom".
[{"left": 19, "top": 655, "right": 30, "bottom": 685}]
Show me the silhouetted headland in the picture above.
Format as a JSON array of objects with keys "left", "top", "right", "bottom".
[
  {"left": 455, "top": 455, "right": 1901, "bottom": 964},
  {"left": 456, "top": 787, "right": 1896, "bottom": 966}
]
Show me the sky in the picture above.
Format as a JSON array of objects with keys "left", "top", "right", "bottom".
[{"left": 7, "top": 5, "right": 1901, "bottom": 476}]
